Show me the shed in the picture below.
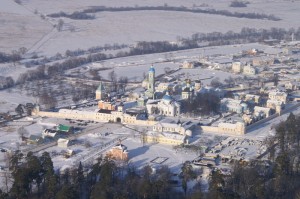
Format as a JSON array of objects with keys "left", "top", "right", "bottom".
[{"left": 57, "top": 138, "right": 71, "bottom": 148}]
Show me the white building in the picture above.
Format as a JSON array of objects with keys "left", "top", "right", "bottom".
[
  {"left": 153, "top": 119, "right": 196, "bottom": 136},
  {"left": 254, "top": 106, "right": 271, "bottom": 118},
  {"left": 157, "top": 82, "right": 173, "bottom": 92},
  {"left": 268, "top": 91, "right": 287, "bottom": 103},
  {"left": 147, "top": 93, "right": 181, "bottom": 117},
  {"left": 244, "top": 94, "right": 261, "bottom": 104},
  {"left": 266, "top": 100, "right": 284, "bottom": 113},
  {"left": 57, "top": 138, "right": 70, "bottom": 148},
  {"left": 220, "top": 98, "right": 247, "bottom": 114},
  {"left": 243, "top": 64, "right": 257, "bottom": 75},
  {"left": 285, "top": 81, "right": 300, "bottom": 91}
]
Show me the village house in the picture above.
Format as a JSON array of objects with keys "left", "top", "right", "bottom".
[
  {"left": 57, "top": 138, "right": 71, "bottom": 148},
  {"left": 252, "top": 56, "right": 275, "bottom": 67},
  {"left": 232, "top": 62, "right": 242, "bottom": 73},
  {"left": 254, "top": 106, "right": 271, "bottom": 118},
  {"left": 285, "top": 80, "right": 300, "bottom": 91},
  {"left": 266, "top": 100, "right": 284, "bottom": 114},
  {"left": 243, "top": 64, "right": 257, "bottom": 76},
  {"left": 268, "top": 91, "right": 287, "bottom": 103},
  {"left": 181, "top": 60, "right": 195, "bottom": 69},
  {"left": 244, "top": 94, "right": 262, "bottom": 105}
]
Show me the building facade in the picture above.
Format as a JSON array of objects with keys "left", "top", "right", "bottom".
[
  {"left": 232, "top": 62, "right": 242, "bottom": 73},
  {"left": 143, "top": 131, "right": 187, "bottom": 145},
  {"left": 147, "top": 93, "right": 181, "bottom": 117}
]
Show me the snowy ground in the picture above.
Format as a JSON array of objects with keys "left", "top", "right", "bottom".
[
  {"left": 0, "top": 0, "right": 52, "bottom": 53},
  {"left": 0, "top": 90, "right": 35, "bottom": 113},
  {"left": 1, "top": 0, "right": 299, "bottom": 55},
  {"left": 124, "top": 138, "right": 197, "bottom": 173},
  {"left": 67, "top": 43, "right": 271, "bottom": 82}
]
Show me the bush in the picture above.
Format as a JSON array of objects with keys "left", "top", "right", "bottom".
[{"left": 230, "top": 1, "right": 248, "bottom": 7}]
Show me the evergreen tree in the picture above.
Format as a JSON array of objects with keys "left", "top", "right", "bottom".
[
  {"left": 41, "top": 152, "right": 57, "bottom": 199},
  {"left": 0, "top": 189, "right": 8, "bottom": 199},
  {"left": 56, "top": 185, "right": 78, "bottom": 199},
  {"left": 26, "top": 152, "right": 43, "bottom": 194},
  {"left": 208, "top": 170, "right": 226, "bottom": 199},
  {"left": 181, "top": 162, "right": 196, "bottom": 196},
  {"left": 10, "top": 167, "right": 31, "bottom": 199}
]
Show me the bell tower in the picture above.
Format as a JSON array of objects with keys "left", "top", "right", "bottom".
[
  {"left": 147, "top": 65, "right": 155, "bottom": 99},
  {"left": 96, "top": 81, "right": 105, "bottom": 100}
]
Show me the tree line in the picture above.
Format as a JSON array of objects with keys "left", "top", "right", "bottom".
[
  {"left": 1, "top": 151, "right": 199, "bottom": 199},
  {"left": 3, "top": 26, "right": 300, "bottom": 91},
  {"left": 0, "top": 76, "right": 14, "bottom": 90},
  {"left": 230, "top": 1, "right": 249, "bottom": 8},
  {"left": 0, "top": 51, "right": 22, "bottom": 64},
  {"left": 48, "top": 11, "right": 95, "bottom": 20},
  {"left": 48, "top": 5, "right": 280, "bottom": 21}
]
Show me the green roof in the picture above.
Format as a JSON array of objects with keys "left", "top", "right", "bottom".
[
  {"left": 58, "top": 124, "right": 71, "bottom": 132},
  {"left": 96, "top": 82, "right": 105, "bottom": 91}
]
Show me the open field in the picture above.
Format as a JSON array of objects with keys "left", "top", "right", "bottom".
[
  {"left": 0, "top": 0, "right": 52, "bottom": 53},
  {"left": 0, "top": 0, "right": 299, "bottom": 56}
]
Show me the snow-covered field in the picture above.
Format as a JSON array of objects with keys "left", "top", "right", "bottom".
[
  {"left": 0, "top": 0, "right": 52, "bottom": 53},
  {"left": 70, "top": 42, "right": 270, "bottom": 83},
  {"left": 27, "top": 10, "right": 293, "bottom": 56},
  {"left": 0, "top": 0, "right": 299, "bottom": 55},
  {"left": 0, "top": 90, "right": 35, "bottom": 112}
]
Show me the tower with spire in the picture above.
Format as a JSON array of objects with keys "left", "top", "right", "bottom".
[
  {"left": 146, "top": 65, "right": 156, "bottom": 99},
  {"left": 95, "top": 81, "right": 106, "bottom": 100}
]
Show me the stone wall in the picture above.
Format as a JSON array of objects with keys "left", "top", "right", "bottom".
[
  {"left": 32, "top": 108, "right": 157, "bottom": 126},
  {"left": 200, "top": 122, "right": 245, "bottom": 136}
]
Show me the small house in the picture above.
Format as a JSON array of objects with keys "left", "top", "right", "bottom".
[{"left": 57, "top": 138, "right": 71, "bottom": 148}]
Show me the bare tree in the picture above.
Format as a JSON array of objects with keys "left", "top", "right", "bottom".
[
  {"left": 210, "top": 77, "right": 223, "bottom": 88},
  {"left": 18, "top": 47, "right": 27, "bottom": 55},
  {"left": 39, "top": 93, "right": 57, "bottom": 109},
  {"left": 18, "top": 126, "right": 28, "bottom": 140},
  {"left": 57, "top": 19, "right": 64, "bottom": 31},
  {"left": 164, "top": 67, "right": 171, "bottom": 75},
  {"left": 14, "top": 0, "right": 21, "bottom": 4},
  {"left": 108, "top": 70, "right": 117, "bottom": 92},
  {"left": 118, "top": 76, "right": 128, "bottom": 93}
]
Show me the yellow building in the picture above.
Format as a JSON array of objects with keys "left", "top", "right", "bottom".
[
  {"left": 143, "top": 131, "right": 187, "bottom": 145},
  {"left": 218, "top": 122, "right": 245, "bottom": 135},
  {"left": 181, "top": 61, "right": 195, "bottom": 69},
  {"left": 98, "top": 100, "right": 116, "bottom": 111},
  {"left": 232, "top": 62, "right": 242, "bottom": 73}
]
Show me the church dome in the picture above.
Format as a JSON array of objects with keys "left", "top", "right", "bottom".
[
  {"left": 149, "top": 66, "right": 155, "bottom": 73},
  {"left": 162, "top": 93, "right": 173, "bottom": 102}
]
